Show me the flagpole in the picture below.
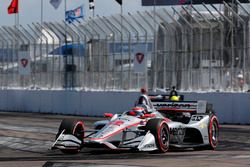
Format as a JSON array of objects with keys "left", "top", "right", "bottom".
[
  {"left": 153, "top": 0, "right": 156, "bottom": 91},
  {"left": 41, "top": 0, "right": 43, "bottom": 58},
  {"left": 17, "top": 3, "right": 20, "bottom": 88},
  {"left": 64, "top": 0, "right": 68, "bottom": 88},
  {"left": 41, "top": 0, "right": 43, "bottom": 35},
  {"left": 93, "top": 1, "right": 95, "bottom": 18},
  {"left": 41, "top": 0, "right": 43, "bottom": 24},
  {"left": 120, "top": 1, "right": 124, "bottom": 89},
  {"left": 65, "top": 0, "right": 67, "bottom": 42}
]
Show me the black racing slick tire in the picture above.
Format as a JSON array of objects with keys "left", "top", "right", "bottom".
[
  {"left": 56, "top": 119, "right": 85, "bottom": 154},
  {"left": 146, "top": 119, "right": 170, "bottom": 153},
  {"left": 207, "top": 115, "right": 219, "bottom": 150}
]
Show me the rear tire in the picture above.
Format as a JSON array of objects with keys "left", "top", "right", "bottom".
[
  {"left": 56, "top": 119, "right": 84, "bottom": 154},
  {"left": 193, "top": 115, "right": 219, "bottom": 151},
  {"left": 207, "top": 115, "right": 219, "bottom": 150},
  {"left": 146, "top": 119, "right": 170, "bottom": 153}
]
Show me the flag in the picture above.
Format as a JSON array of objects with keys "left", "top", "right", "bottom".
[
  {"left": 115, "top": 0, "right": 122, "bottom": 5},
  {"left": 8, "top": 0, "right": 18, "bottom": 14},
  {"left": 89, "top": 0, "right": 95, "bottom": 10},
  {"left": 65, "top": 5, "right": 84, "bottom": 24},
  {"left": 50, "top": 0, "right": 62, "bottom": 9}
]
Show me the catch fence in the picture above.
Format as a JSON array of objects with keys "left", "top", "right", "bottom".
[{"left": 0, "top": 2, "right": 250, "bottom": 92}]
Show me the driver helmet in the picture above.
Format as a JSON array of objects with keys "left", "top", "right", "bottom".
[
  {"left": 140, "top": 87, "right": 147, "bottom": 94},
  {"left": 132, "top": 107, "right": 146, "bottom": 114},
  {"left": 170, "top": 95, "right": 180, "bottom": 101}
]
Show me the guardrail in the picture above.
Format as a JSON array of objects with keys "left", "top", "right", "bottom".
[{"left": 0, "top": 90, "right": 249, "bottom": 124}]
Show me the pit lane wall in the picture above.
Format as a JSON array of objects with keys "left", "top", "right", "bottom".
[{"left": 0, "top": 90, "right": 249, "bottom": 124}]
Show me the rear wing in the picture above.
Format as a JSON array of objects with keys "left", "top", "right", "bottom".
[{"left": 149, "top": 94, "right": 210, "bottom": 113}]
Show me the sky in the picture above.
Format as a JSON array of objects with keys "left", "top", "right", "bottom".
[{"left": 0, "top": 0, "right": 153, "bottom": 26}]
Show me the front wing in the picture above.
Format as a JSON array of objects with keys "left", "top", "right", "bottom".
[{"left": 52, "top": 129, "right": 158, "bottom": 152}]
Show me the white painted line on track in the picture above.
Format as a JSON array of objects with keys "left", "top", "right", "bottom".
[
  {"left": 233, "top": 155, "right": 250, "bottom": 159},
  {"left": 0, "top": 136, "right": 53, "bottom": 153},
  {"left": 44, "top": 163, "right": 142, "bottom": 167},
  {"left": 0, "top": 123, "right": 57, "bottom": 134}
]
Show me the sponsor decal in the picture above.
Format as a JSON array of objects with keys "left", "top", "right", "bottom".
[
  {"left": 21, "top": 58, "right": 28, "bottom": 67},
  {"left": 143, "top": 144, "right": 155, "bottom": 148},
  {"left": 191, "top": 115, "right": 204, "bottom": 122},
  {"left": 199, "top": 123, "right": 207, "bottom": 129},
  {"left": 136, "top": 52, "right": 144, "bottom": 64},
  {"left": 155, "top": 102, "right": 197, "bottom": 109}
]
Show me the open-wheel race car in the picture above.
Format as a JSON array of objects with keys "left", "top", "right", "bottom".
[{"left": 51, "top": 94, "right": 219, "bottom": 154}]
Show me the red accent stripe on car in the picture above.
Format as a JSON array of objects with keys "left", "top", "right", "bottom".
[{"left": 89, "top": 122, "right": 141, "bottom": 141}]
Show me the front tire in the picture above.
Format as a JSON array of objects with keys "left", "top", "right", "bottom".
[
  {"left": 56, "top": 119, "right": 84, "bottom": 154},
  {"left": 146, "top": 119, "right": 170, "bottom": 153}
]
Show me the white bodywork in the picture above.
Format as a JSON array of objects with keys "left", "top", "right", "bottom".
[{"left": 52, "top": 99, "right": 217, "bottom": 152}]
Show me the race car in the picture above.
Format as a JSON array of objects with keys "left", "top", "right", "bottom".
[{"left": 51, "top": 94, "right": 219, "bottom": 154}]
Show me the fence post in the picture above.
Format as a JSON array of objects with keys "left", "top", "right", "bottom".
[
  {"left": 137, "top": 11, "right": 155, "bottom": 91},
  {"left": 97, "top": 15, "right": 117, "bottom": 90},
  {"left": 111, "top": 14, "right": 131, "bottom": 90}
]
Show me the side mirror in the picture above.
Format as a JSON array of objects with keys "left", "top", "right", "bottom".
[
  {"left": 104, "top": 113, "right": 113, "bottom": 118},
  {"left": 127, "top": 111, "right": 136, "bottom": 116}
]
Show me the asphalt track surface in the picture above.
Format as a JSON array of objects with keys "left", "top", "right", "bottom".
[{"left": 0, "top": 112, "right": 249, "bottom": 167}]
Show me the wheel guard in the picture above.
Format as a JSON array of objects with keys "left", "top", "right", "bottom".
[{"left": 137, "top": 131, "right": 158, "bottom": 151}]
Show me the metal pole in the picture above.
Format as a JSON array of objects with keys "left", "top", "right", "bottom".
[
  {"left": 71, "top": 22, "right": 89, "bottom": 89},
  {"left": 147, "top": 11, "right": 166, "bottom": 89},
  {"left": 51, "top": 21, "right": 72, "bottom": 88},
  {"left": 1, "top": 27, "right": 18, "bottom": 88},
  {"left": 128, "top": 12, "right": 147, "bottom": 44},
  {"left": 162, "top": 8, "right": 185, "bottom": 90},
  {"left": 0, "top": 30, "right": 10, "bottom": 88},
  {"left": 97, "top": 15, "right": 116, "bottom": 90},
  {"left": 122, "top": 15, "right": 140, "bottom": 90},
  {"left": 181, "top": 6, "right": 204, "bottom": 91},
  {"left": 33, "top": 23, "right": 49, "bottom": 88},
  {"left": 0, "top": 39, "right": 4, "bottom": 88},
  {"left": 192, "top": 5, "right": 214, "bottom": 90},
  {"left": 85, "top": 18, "right": 100, "bottom": 90},
  {"left": 211, "top": 4, "right": 235, "bottom": 91},
  {"left": 103, "top": 16, "right": 123, "bottom": 90},
  {"left": 77, "top": 22, "right": 95, "bottom": 89},
  {"left": 27, "top": 24, "right": 43, "bottom": 88},
  {"left": 20, "top": 25, "right": 38, "bottom": 88},
  {"left": 202, "top": 3, "right": 225, "bottom": 91},
  {"left": 89, "top": 18, "right": 109, "bottom": 90},
  {"left": 136, "top": 11, "right": 155, "bottom": 90},
  {"left": 44, "top": 22, "right": 64, "bottom": 88},
  {"left": 37, "top": 23, "right": 55, "bottom": 88},
  {"left": 224, "top": 2, "right": 246, "bottom": 91},
  {"left": 111, "top": 15, "right": 131, "bottom": 90},
  {"left": 64, "top": 0, "right": 68, "bottom": 88},
  {"left": 62, "top": 21, "right": 81, "bottom": 88},
  {"left": 152, "top": 11, "right": 176, "bottom": 90},
  {"left": 120, "top": 3, "right": 124, "bottom": 90},
  {"left": 172, "top": 7, "right": 193, "bottom": 90}
]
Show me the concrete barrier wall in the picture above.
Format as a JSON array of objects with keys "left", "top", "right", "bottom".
[{"left": 0, "top": 90, "right": 250, "bottom": 124}]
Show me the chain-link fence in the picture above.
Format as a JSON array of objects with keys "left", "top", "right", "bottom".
[{"left": 0, "top": 2, "right": 250, "bottom": 92}]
